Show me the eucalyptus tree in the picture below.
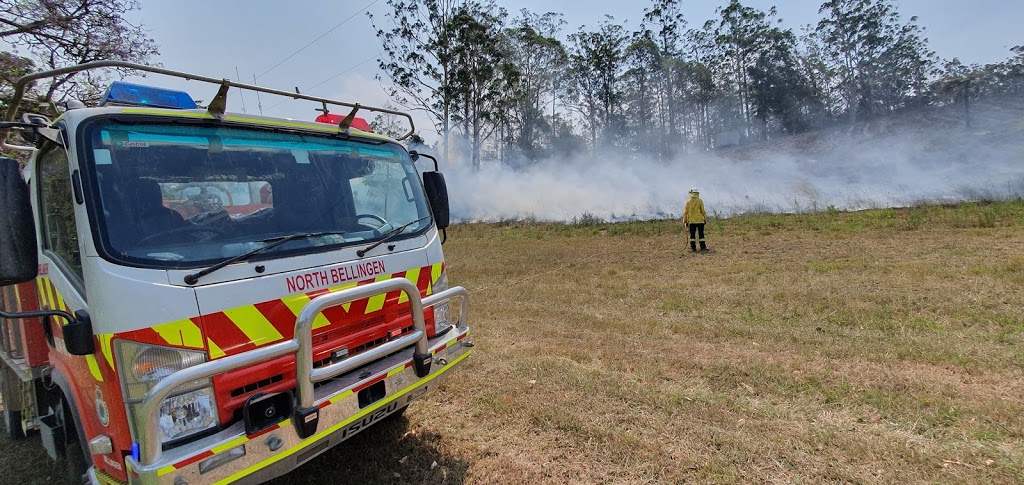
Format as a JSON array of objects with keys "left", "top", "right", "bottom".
[
  {"left": 370, "top": 0, "right": 462, "bottom": 160},
  {"left": 640, "top": 0, "right": 687, "bottom": 154},
  {"left": 502, "top": 10, "right": 568, "bottom": 162},
  {"left": 567, "top": 17, "right": 628, "bottom": 150},
  {"left": 710, "top": 0, "right": 778, "bottom": 139},
  {"left": 747, "top": 27, "right": 821, "bottom": 136},
  {"left": 448, "top": 1, "right": 516, "bottom": 170},
  {"left": 815, "top": 0, "right": 935, "bottom": 124}
]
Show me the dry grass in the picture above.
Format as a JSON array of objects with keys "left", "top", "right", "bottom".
[{"left": 3, "top": 201, "right": 1023, "bottom": 484}]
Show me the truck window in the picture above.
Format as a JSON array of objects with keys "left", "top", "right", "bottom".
[
  {"left": 82, "top": 121, "right": 432, "bottom": 268},
  {"left": 350, "top": 160, "right": 420, "bottom": 224},
  {"left": 37, "top": 144, "right": 83, "bottom": 281}
]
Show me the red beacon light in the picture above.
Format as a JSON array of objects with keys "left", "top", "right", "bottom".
[{"left": 314, "top": 112, "right": 372, "bottom": 132}]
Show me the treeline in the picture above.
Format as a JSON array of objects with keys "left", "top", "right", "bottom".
[{"left": 370, "top": 0, "right": 1024, "bottom": 169}]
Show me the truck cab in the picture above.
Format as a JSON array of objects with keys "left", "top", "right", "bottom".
[{"left": 0, "top": 62, "right": 471, "bottom": 484}]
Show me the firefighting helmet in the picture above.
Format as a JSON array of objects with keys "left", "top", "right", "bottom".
[{"left": 689, "top": 187, "right": 699, "bottom": 194}]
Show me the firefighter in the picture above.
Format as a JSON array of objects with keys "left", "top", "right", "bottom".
[{"left": 683, "top": 187, "right": 709, "bottom": 252}]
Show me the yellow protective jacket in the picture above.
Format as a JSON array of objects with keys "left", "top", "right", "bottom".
[{"left": 684, "top": 193, "right": 706, "bottom": 224}]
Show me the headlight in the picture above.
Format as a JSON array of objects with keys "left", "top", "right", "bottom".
[
  {"left": 432, "top": 269, "right": 452, "bottom": 335},
  {"left": 116, "top": 341, "right": 218, "bottom": 444},
  {"left": 433, "top": 301, "right": 452, "bottom": 335}
]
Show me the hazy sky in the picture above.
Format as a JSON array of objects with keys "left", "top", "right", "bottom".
[{"left": 123, "top": 0, "right": 1023, "bottom": 131}]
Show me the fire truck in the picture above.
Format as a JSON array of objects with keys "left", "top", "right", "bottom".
[{"left": 0, "top": 61, "right": 472, "bottom": 484}]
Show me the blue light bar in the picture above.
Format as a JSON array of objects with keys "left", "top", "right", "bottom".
[{"left": 99, "top": 81, "right": 197, "bottom": 109}]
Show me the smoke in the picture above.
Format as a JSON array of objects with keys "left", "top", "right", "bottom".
[{"left": 440, "top": 109, "right": 1024, "bottom": 222}]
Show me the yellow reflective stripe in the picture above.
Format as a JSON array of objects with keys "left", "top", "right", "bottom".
[
  {"left": 157, "top": 465, "right": 176, "bottom": 476},
  {"left": 85, "top": 355, "right": 104, "bottom": 382},
  {"left": 328, "top": 390, "right": 353, "bottom": 405},
  {"left": 207, "top": 338, "right": 226, "bottom": 360},
  {"left": 34, "top": 279, "right": 45, "bottom": 306},
  {"left": 40, "top": 278, "right": 54, "bottom": 309},
  {"left": 222, "top": 306, "right": 283, "bottom": 346},
  {"left": 98, "top": 334, "right": 115, "bottom": 371},
  {"left": 387, "top": 365, "right": 406, "bottom": 377},
  {"left": 12, "top": 284, "right": 19, "bottom": 301},
  {"left": 224, "top": 115, "right": 391, "bottom": 141},
  {"left": 45, "top": 279, "right": 57, "bottom": 310},
  {"left": 53, "top": 284, "right": 67, "bottom": 312},
  {"left": 120, "top": 109, "right": 214, "bottom": 119},
  {"left": 152, "top": 319, "right": 205, "bottom": 349},
  {"left": 427, "top": 263, "right": 443, "bottom": 295},
  {"left": 326, "top": 281, "right": 359, "bottom": 313},
  {"left": 364, "top": 275, "right": 391, "bottom": 313},
  {"left": 212, "top": 349, "right": 472, "bottom": 485},
  {"left": 282, "top": 294, "right": 332, "bottom": 330},
  {"left": 211, "top": 435, "right": 250, "bottom": 455},
  {"left": 398, "top": 268, "right": 421, "bottom": 304}
]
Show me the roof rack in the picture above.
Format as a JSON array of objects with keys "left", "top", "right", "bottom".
[{"left": 0, "top": 60, "right": 415, "bottom": 149}]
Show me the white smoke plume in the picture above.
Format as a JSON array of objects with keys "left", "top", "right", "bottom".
[{"left": 440, "top": 108, "right": 1024, "bottom": 222}]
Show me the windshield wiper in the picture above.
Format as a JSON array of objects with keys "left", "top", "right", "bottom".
[
  {"left": 356, "top": 217, "right": 429, "bottom": 258},
  {"left": 183, "top": 231, "right": 346, "bottom": 285}
]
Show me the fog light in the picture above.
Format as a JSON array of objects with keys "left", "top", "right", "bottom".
[{"left": 89, "top": 435, "right": 112, "bottom": 455}]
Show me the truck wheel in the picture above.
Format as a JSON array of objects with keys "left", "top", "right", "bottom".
[{"left": 59, "top": 398, "right": 90, "bottom": 484}]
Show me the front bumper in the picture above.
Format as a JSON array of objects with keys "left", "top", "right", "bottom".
[{"left": 93, "top": 280, "right": 472, "bottom": 485}]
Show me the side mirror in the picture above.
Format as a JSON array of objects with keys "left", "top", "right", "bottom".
[
  {"left": 422, "top": 171, "right": 449, "bottom": 230},
  {"left": 63, "top": 310, "right": 95, "bottom": 356},
  {"left": 0, "top": 157, "right": 39, "bottom": 286}
]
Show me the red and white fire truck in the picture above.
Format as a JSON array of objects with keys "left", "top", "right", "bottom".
[{"left": 0, "top": 61, "right": 472, "bottom": 484}]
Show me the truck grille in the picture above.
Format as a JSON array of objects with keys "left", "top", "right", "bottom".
[{"left": 229, "top": 373, "right": 284, "bottom": 397}]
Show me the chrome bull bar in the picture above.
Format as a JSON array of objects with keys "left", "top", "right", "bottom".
[{"left": 135, "top": 279, "right": 469, "bottom": 466}]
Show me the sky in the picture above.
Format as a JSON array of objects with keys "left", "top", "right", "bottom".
[{"left": 123, "top": 0, "right": 1024, "bottom": 136}]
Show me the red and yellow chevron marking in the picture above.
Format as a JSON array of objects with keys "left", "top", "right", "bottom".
[
  {"left": 112, "top": 263, "right": 446, "bottom": 364},
  {"left": 200, "top": 263, "right": 444, "bottom": 360},
  {"left": 35, "top": 276, "right": 107, "bottom": 382},
  {"left": 35, "top": 276, "right": 68, "bottom": 314}
]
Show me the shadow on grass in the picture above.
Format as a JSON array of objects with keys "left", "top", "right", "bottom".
[
  {"left": 0, "top": 414, "right": 467, "bottom": 484},
  {"left": 269, "top": 413, "right": 469, "bottom": 485}
]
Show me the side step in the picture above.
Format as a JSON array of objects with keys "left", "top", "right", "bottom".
[{"left": 39, "top": 412, "right": 67, "bottom": 461}]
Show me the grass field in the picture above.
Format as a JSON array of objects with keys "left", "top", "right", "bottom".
[{"left": 3, "top": 200, "right": 1023, "bottom": 484}]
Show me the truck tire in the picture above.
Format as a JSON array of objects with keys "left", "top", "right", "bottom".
[{"left": 59, "top": 398, "right": 90, "bottom": 484}]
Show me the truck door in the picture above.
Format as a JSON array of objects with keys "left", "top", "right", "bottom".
[
  {"left": 36, "top": 140, "right": 88, "bottom": 331},
  {"left": 34, "top": 139, "right": 109, "bottom": 477}
]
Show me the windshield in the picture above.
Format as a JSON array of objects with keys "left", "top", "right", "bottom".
[{"left": 82, "top": 120, "right": 432, "bottom": 268}]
